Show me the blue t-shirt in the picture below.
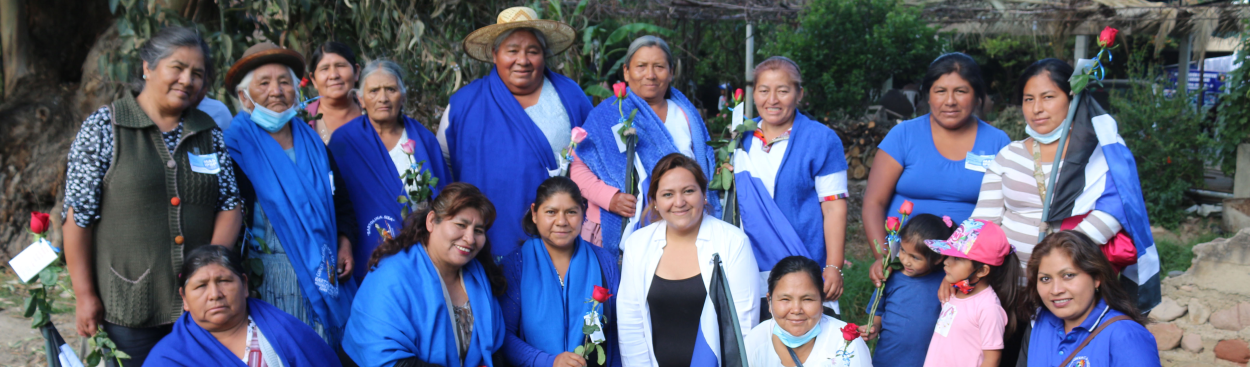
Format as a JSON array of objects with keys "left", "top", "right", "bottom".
[
  {"left": 1028, "top": 300, "right": 1160, "bottom": 367},
  {"left": 866, "top": 269, "right": 946, "bottom": 367},
  {"left": 877, "top": 115, "right": 1010, "bottom": 224}
]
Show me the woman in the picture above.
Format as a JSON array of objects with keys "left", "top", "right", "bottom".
[
  {"left": 744, "top": 256, "right": 871, "bottom": 367},
  {"left": 440, "top": 7, "right": 592, "bottom": 258},
  {"left": 498, "top": 176, "right": 622, "bottom": 367},
  {"left": 62, "top": 26, "right": 242, "bottom": 366},
  {"left": 970, "top": 58, "right": 1144, "bottom": 268},
  {"left": 1019, "top": 231, "right": 1159, "bottom": 367},
  {"left": 305, "top": 41, "right": 363, "bottom": 143},
  {"left": 329, "top": 59, "right": 451, "bottom": 281},
  {"left": 224, "top": 41, "right": 358, "bottom": 345},
  {"left": 731, "top": 56, "right": 849, "bottom": 313},
  {"left": 863, "top": 52, "right": 1011, "bottom": 286},
  {"left": 617, "top": 153, "right": 759, "bottom": 367},
  {"left": 573, "top": 35, "right": 720, "bottom": 255},
  {"left": 144, "top": 245, "right": 341, "bottom": 366},
  {"left": 343, "top": 183, "right": 507, "bottom": 367}
]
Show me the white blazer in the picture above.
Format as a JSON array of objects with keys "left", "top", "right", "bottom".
[{"left": 617, "top": 215, "right": 761, "bottom": 367}]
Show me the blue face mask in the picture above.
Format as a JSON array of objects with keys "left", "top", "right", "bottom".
[
  {"left": 245, "top": 91, "right": 298, "bottom": 133},
  {"left": 1026, "top": 122, "right": 1064, "bottom": 144},
  {"left": 771, "top": 321, "right": 821, "bottom": 348}
]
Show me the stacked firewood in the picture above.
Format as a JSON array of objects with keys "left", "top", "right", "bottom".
[{"left": 824, "top": 112, "right": 896, "bottom": 180}]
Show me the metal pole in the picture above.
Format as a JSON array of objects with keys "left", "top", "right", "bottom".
[
  {"left": 744, "top": 22, "right": 754, "bottom": 120},
  {"left": 1178, "top": 33, "right": 1192, "bottom": 96}
]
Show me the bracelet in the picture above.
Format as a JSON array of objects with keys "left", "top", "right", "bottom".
[{"left": 824, "top": 264, "right": 842, "bottom": 277}]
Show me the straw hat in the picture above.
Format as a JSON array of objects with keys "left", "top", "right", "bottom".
[
  {"left": 225, "top": 42, "right": 306, "bottom": 93},
  {"left": 462, "top": 7, "right": 575, "bottom": 63}
]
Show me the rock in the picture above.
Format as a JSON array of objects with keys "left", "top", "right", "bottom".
[
  {"left": 1213, "top": 305, "right": 1244, "bottom": 330},
  {"left": 1240, "top": 326, "right": 1250, "bottom": 341},
  {"left": 1190, "top": 229, "right": 1250, "bottom": 296},
  {"left": 1147, "top": 323, "right": 1183, "bottom": 350},
  {"left": 1228, "top": 198, "right": 1250, "bottom": 233},
  {"left": 1151, "top": 297, "right": 1187, "bottom": 322},
  {"left": 1188, "top": 298, "right": 1212, "bottom": 324},
  {"left": 1216, "top": 339, "right": 1250, "bottom": 364},
  {"left": 1182, "top": 333, "right": 1204, "bottom": 353},
  {"left": 1169, "top": 270, "right": 1186, "bottom": 278},
  {"left": 1181, "top": 285, "right": 1196, "bottom": 292}
]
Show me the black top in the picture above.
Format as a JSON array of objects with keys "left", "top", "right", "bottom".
[{"left": 647, "top": 273, "right": 706, "bottom": 367}]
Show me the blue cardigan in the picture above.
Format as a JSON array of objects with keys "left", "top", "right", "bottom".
[{"left": 497, "top": 240, "right": 622, "bottom": 367}]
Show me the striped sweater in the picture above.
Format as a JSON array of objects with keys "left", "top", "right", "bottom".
[{"left": 971, "top": 140, "right": 1121, "bottom": 266}]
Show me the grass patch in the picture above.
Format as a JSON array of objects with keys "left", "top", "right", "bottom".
[{"left": 1156, "top": 233, "right": 1220, "bottom": 275}]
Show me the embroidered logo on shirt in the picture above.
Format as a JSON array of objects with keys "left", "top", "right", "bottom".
[
  {"left": 934, "top": 302, "right": 958, "bottom": 337},
  {"left": 1066, "top": 357, "right": 1090, "bottom": 367}
]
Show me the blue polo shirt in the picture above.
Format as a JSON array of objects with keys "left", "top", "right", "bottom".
[{"left": 1027, "top": 300, "right": 1160, "bottom": 367}]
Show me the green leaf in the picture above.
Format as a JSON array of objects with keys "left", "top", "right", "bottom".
[
  {"left": 596, "top": 344, "right": 606, "bottom": 365},
  {"left": 22, "top": 297, "right": 36, "bottom": 317},
  {"left": 39, "top": 266, "right": 59, "bottom": 286},
  {"left": 584, "top": 84, "right": 612, "bottom": 99},
  {"left": 583, "top": 323, "right": 597, "bottom": 334},
  {"left": 113, "top": 350, "right": 132, "bottom": 359},
  {"left": 574, "top": 345, "right": 585, "bottom": 355},
  {"left": 86, "top": 351, "right": 101, "bottom": 367},
  {"left": 31, "top": 307, "right": 47, "bottom": 328}
]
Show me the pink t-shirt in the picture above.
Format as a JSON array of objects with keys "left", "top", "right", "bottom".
[{"left": 922, "top": 285, "right": 1007, "bottom": 367}]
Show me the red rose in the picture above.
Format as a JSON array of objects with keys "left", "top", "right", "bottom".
[
  {"left": 885, "top": 216, "right": 901, "bottom": 232},
  {"left": 841, "top": 323, "right": 860, "bottom": 341},
  {"left": 612, "top": 82, "right": 627, "bottom": 99},
  {"left": 592, "top": 285, "right": 613, "bottom": 303},
  {"left": 899, "top": 200, "right": 914, "bottom": 216},
  {"left": 300, "top": 77, "right": 309, "bottom": 88},
  {"left": 1098, "top": 27, "right": 1118, "bottom": 48},
  {"left": 733, "top": 88, "right": 744, "bottom": 104},
  {"left": 29, "top": 211, "right": 50, "bottom": 235}
]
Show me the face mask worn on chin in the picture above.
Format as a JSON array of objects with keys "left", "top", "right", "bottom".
[
  {"left": 771, "top": 321, "right": 821, "bottom": 348},
  {"left": 1026, "top": 122, "right": 1065, "bottom": 144},
  {"left": 245, "top": 91, "right": 298, "bottom": 133}
]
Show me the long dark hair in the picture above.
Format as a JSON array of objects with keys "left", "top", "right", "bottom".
[
  {"left": 971, "top": 251, "right": 1025, "bottom": 335},
  {"left": 922, "top": 52, "right": 987, "bottom": 109},
  {"left": 368, "top": 182, "right": 506, "bottom": 295},
  {"left": 899, "top": 214, "right": 954, "bottom": 266},
  {"left": 766, "top": 256, "right": 824, "bottom": 301},
  {"left": 642, "top": 153, "right": 710, "bottom": 225},
  {"left": 522, "top": 176, "right": 587, "bottom": 238},
  {"left": 1025, "top": 231, "right": 1146, "bottom": 324},
  {"left": 1016, "top": 58, "right": 1074, "bottom": 104}
]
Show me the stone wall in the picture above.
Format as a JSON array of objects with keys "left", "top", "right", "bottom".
[{"left": 1154, "top": 229, "right": 1250, "bottom": 366}]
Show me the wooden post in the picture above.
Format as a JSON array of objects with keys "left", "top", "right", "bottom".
[
  {"left": 744, "top": 22, "right": 754, "bottom": 120},
  {"left": 1, "top": 0, "right": 32, "bottom": 99},
  {"left": 1178, "top": 33, "right": 1192, "bottom": 96}
]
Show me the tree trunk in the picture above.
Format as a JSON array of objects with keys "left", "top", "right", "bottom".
[{"left": 1, "top": 0, "right": 32, "bottom": 99}]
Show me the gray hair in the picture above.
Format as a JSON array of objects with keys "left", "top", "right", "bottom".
[
  {"left": 623, "top": 36, "right": 673, "bottom": 70},
  {"left": 234, "top": 65, "right": 300, "bottom": 113},
  {"left": 358, "top": 59, "right": 407, "bottom": 97},
  {"left": 491, "top": 28, "right": 553, "bottom": 60},
  {"left": 138, "top": 26, "right": 214, "bottom": 84}
]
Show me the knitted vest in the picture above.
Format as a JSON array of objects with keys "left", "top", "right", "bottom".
[{"left": 94, "top": 93, "right": 220, "bottom": 327}]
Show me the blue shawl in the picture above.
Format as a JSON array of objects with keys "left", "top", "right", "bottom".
[
  {"left": 735, "top": 113, "right": 848, "bottom": 270},
  {"left": 343, "top": 244, "right": 504, "bottom": 367},
  {"left": 518, "top": 237, "right": 602, "bottom": 354},
  {"left": 447, "top": 68, "right": 592, "bottom": 258},
  {"left": 327, "top": 114, "right": 449, "bottom": 281},
  {"left": 144, "top": 298, "right": 341, "bottom": 367},
  {"left": 225, "top": 113, "right": 356, "bottom": 344},
  {"left": 574, "top": 87, "right": 720, "bottom": 255}
]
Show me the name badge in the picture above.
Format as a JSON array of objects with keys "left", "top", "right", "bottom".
[
  {"left": 188, "top": 152, "right": 221, "bottom": 174},
  {"left": 611, "top": 122, "right": 627, "bottom": 153},
  {"left": 964, "top": 153, "right": 993, "bottom": 173}
]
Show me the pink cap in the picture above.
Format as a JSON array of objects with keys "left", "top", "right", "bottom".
[{"left": 924, "top": 219, "right": 1012, "bottom": 266}]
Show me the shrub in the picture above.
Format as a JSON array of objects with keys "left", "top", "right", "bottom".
[
  {"left": 1109, "top": 47, "right": 1212, "bottom": 229},
  {"left": 1216, "top": 31, "right": 1250, "bottom": 175}
]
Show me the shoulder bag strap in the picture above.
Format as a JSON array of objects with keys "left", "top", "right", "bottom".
[
  {"left": 1031, "top": 139, "right": 1052, "bottom": 237},
  {"left": 1055, "top": 315, "right": 1133, "bottom": 367}
]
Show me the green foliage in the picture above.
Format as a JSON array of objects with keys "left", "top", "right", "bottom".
[
  {"left": 966, "top": 34, "right": 1053, "bottom": 103},
  {"left": 1216, "top": 29, "right": 1250, "bottom": 175},
  {"left": 764, "top": 0, "right": 945, "bottom": 116},
  {"left": 86, "top": 326, "right": 132, "bottom": 367},
  {"left": 1109, "top": 46, "right": 1211, "bottom": 229},
  {"left": 1156, "top": 233, "right": 1220, "bottom": 275}
]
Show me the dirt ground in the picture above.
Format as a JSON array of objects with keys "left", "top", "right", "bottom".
[{"left": 0, "top": 277, "right": 85, "bottom": 367}]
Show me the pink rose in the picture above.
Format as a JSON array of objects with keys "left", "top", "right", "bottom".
[
  {"left": 899, "top": 200, "right": 914, "bottom": 216},
  {"left": 612, "top": 82, "right": 627, "bottom": 99},
  {"left": 401, "top": 139, "right": 416, "bottom": 155},
  {"left": 885, "top": 216, "right": 901, "bottom": 233},
  {"left": 571, "top": 127, "right": 588, "bottom": 144}
]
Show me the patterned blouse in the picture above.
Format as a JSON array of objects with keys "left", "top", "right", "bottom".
[{"left": 61, "top": 106, "right": 241, "bottom": 227}]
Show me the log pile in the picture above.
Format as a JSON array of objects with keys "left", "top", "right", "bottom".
[{"left": 828, "top": 115, "right": 894, "bottom": 180}]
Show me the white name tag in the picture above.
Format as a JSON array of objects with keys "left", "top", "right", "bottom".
[
  {"left": 964, "top": 153, "right": 993, "bottom": 173},
  {"left": 611, "top": 122, "right": 627, "bottom": 153},
  {"left": 188, "top": 152, "right": 221, "bottom": 174},
  {"left": 9, "top": 239, "right": 58, "bottom": 283}
]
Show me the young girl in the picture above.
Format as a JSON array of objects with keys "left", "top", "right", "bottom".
[
  {"left": 859, "top": 214, "right": 954, "bottom": 367},
  {"left": 923, "top": 218, "right": 1022, "bottom": 367}
]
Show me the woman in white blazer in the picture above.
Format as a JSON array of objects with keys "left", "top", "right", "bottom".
[{"left": 617, "top": 153, "right": 760, "bottom": 367}]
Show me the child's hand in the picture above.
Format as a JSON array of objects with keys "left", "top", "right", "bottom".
[
  {"left": 937, "top": 279, "right": 953, "bottom": 303},
  {"left": 858, "top": 316, "right": 883, "bottom": 341}
]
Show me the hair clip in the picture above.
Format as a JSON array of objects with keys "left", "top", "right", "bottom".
[{"left": 942, "top": 216, "right": 953, "bottom": 228}]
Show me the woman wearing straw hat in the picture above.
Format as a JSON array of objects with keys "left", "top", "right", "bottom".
[{"left": 438, "top": 6, "right": 593, "bottom": 259}]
